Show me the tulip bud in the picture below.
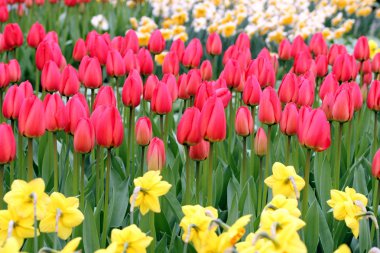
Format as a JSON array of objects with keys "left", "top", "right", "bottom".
[
  {"left": 194, "top": 82, "right": 216, "bottom": 110},
  {"left": 106, "top": 49, "right": 126, "bottom": 77},
  {"left": 7, "top": 59, "right": 20, "bottom": 84},
  {"left": 186, "top": 69, "right": 202, "bottom": 97},
  {"left": 177, "top": 107, "right": 202, "bottom": 145},
  {"left": 122, "top": 72, "right": 142, "bottom": 108},
  {"left": 2, "top": 81, "right": 33, "bottom": 120},
  {"left": 44, "top": 31, "right": 59, "bottom": 44},
  {"left": 332, "top": 85, "right": 354, "bottom": 122},
  {"left": 18, "top": 95, "right": 46, "bottom": 138},
  {"left": 354, "top": 36, "right": 370, "bottom": 61},
  {"left": 206, "top": 33, "right": 222, "bottom": 56},
  {"left": 79, "top": 56, "right": 103, "bottom": 89},
  {"left": 200, "top": 96, "right": 226, "bottom": 142},
  {"left": 328, "top": 44, "right": 347, "bottom": 65},
  {"left": 35, "top": 40, "right": 63, "bottom": 71},
  {"left": 246, "top": 57, "right": 275, "bottom": 88},
  {"left": 43, "top": 93, "right": 67, "bottom": 132},
  {"left": 162, "top": 51, "right": 179, "bottom": 76},
  {"left": 0, "top": 123, "right": 16, "bottom": 164},
  {"left": 291, "top": 35, "right": 308, "bottom": 58},
  {"left": 3, "top": 23, "right": 23, "bottom": 50},
  {"left": 293, "top": 51, "right": 312, "bottom": 75},
  {"left": 280, "top": 103, "right": 298, "bottom": 136},
  {"left": 254, "top": 127, "right": 267, "bottom": 157},
  {"left": 297, "top": 107, "right": 331, "bottom": 152},
  {"left": 94, "top": 86, "right": 117, "bottom": 110},
  {"left": 372, "top": 53, "right": 380, "bottom": 74},
  {"left": 138, "top": 48, "right": 154, "bottom": 76},
  {"left": 215, "top": 87, "right": 232, "bottom": 108},
  {"left": 60, "top": 65, "right": 80, "bottom": 97},
  {"left": 258, "top": 87, "right": 281, "bottom": 125},
  {"left": 200, "top": 60, "right": 212, "bottom": 81},
  {"left": 182, "top": 38, "right": 203, "bottom": 68},
  {"left": 309, "top": 32, "right": 328, "bottom": 57},
  {"left": 72, "top": 38, "right": 87, "bottom": 62},
  {"left": 278, "top": 73, "right": 298, "bottom": 104},
  {"left": 315, "top": 55, "right": 328, "bottom": 78},
  {"left": 143, "top": 74, "right": 159, "bottom": 101},
  {"left": 278, "top": 39, "right": 292, "bottom": 60},
  {"left": 223, "top": 59, "right": 243, "bottom": 90},
  {"left": 189, "top": 139, "right": 209, "bottom": 161},
  {"left": 372, "top": 149, "right": 380, "bottom": 178},
  {"left": 0, "top": 6, "right": 9, "bottom": 23},
  {"left": 347, "top": 82, "right": 363, "bottom": 111},
  {"left": 135, "top": 116, "right": 152, "bottom": 146},
  {"left": 65, "top": 94, "right": 90, "bottom": 135},
  {"left": 111, "top": 36, "right": 124, "bottom": 53},
  {"left": 151, "top": 81, "right": 172, "bottom": 114},
  {"left": 332, "top": 53, "right": 357, "bottom": 83},
  {"left": 235, "top": 106, "right": 253, "bottom": 137},
  {"left": 178, "top": 73, "right": 189, "bottom": 100},
  {"left": 243, "top": 75, "right": 261, "bottom": 106},
  {"left": 74, "top": 118, "right": 95, "bottom": 154},
  {"left": 322, "top": 92, "right": 334, "bottom": 121},
  {"left": 170, "top": 39, "right": 185, "bottom": 61},
  {"left": 88, "top": 35, "right": 109, "bottom": 65},
  {"left": 124, "top": 30, "right": 139, "bottom": 54},
  {"left": 359, "top": 59, "right": 372, "bottom": 75},
  {"left": 296, "top": 78, "right": 314, "bottom": 107},
  {"left": 123, "top": 49, "right": 140, "bottom": 74},
  {"left": 41, "top": 61, "right": 61, "bottom": 92},
  {"left": 0, "top": 63, "right": 9, "bottom": 89},
  {"left": 235, "top": 32, "right": 250, "bottom": 50},
  {"left": 27, "top": 22, "right": 46, "bottom": 49},
  {"left": 319, "top": 73, "right": 339, "bottom": 100},
  {"left": 368, "top": 80, "right": 380, "bottom": 111},
  {"left": 163, "top": 74, "right": 178, "bottom": 102},
  {"left": 0, "top": 34, "right": 5, "bottom": 54},
  {"left": 223, "top": 45, "right": 239, "bottom": 65},
  {"left": 94, "top": 106, "right": 124, "bottom": 148},
  {"left": 148, "top": 30, "right": 166, "bottom": 54},
  {"left": 147, "top": 137, "right": 166, "bottom": 171}
]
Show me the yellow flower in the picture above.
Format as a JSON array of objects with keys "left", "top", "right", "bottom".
[
  {"left": 173, "top": 32, "right": 188, "bottom": 42},
  {"left": 332, "top": 13, "right": 343, "bottom": 26},
  {"left": 0, "top": 237, "right": 20, "bottom": 253},
  {"left": 160, "top": 29, "right": 173, "bottom": 41},
  {"left": 129, "top": 171, "right": 172, "bottom": 215},
  {"left": 39, "top": 192, "right": 84, "bottom": 240},
  {"left": 155, "top": 52, "right": 168, "bottom": 65},
  {"left": 220, "top": 22, "right": 236, "bottom": 38},
  {"left": 217, "top": 215, "right": 251, "bottom": 251},
  {"left": 129, "top": 17, "right": 138, "bottom": 29},
  {"left": 356, "top": 7, "right": 372, "bottom": 17},
  {"left": 110, "top": 224, "right": 153, "bottom": 253},
  {"left": 264, "top": 162, "right": 305, "bottom": 199},
  {"left": 94, "top": 243, "right": 117, "bottom": 253},
  {"left": 4, "top": 178, "right": 50, "bottom": 220},
  {"left": 369, "top": 40, "right": 378, "bottom": 58},
  {"left": 334, "top": 28, "right": 345, "bottom": 39},
  {"left": 376, "top": 9, "right": 380, "bottom": 19},
  {"left": 281, "top": 15, "right": 293, "bottom": 26},
  {"left": 60, "top": 237, "right": 81, "bottom": 253},
  {"left": 161, "top": 19, "right": 173, "bottom": 29},
  {"left": 172, "top": 12, "right": 188, "bottom": 25},
  {"left": 334, "top": 244, "right": 351, "bottom": 253},
  {"left": 260, "top": 208, "right": 305, "bottom": 233},
  {"left": 137, "top": 32, "right": 150, "bottom": 47},
  {"left": 265, "top": 195, "right": 301, "bottom": 217},
  {"left": 345, "top": 4, "right": 357, "bottom": 15},
  {"left": 0, "top": 208, "right": 35, "bottom": 247},
  {"left": 332, "top": 0, "right": 347, "bottom": 9},
  {"left": 193, "top": 5, "right": 207, "bottom": 19}
]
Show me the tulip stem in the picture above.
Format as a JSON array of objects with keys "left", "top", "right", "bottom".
[
  {"left": 286, "top": 136, "right": 291, "bottom": 164},
  {"left": 262, "top": 125, "right": 272, "bottom": 208},
  {"left": 126, "top": 107, "right": 134, "bottom": 177},
  {"left": 346, "top": 120, "right": 353, "bottom": 170},
  {"left": 27, "top": 138, "right": 34, "bottom": 181},
  {"left": 0, "top": 164, "right": 4, "bottom": 209},
  {"left": 17, "top": 133, "right": 24, "bottom": 180},
  {"left": 81, "top": 154, "right": 85, "bottom": 211},
  {"left": 160, "top": 115, "right": 164, "bottom": 138},
  {"left": 91, "top": 89, "right": 95, "bottom": 112},
  {"left": 35, "top": 68, "right": 39, "bottom": 94},
  {"left": 53, "top": 132, "right": 58, "bottom": 192},
  {"left": 73, "top": 152, "right": 79, "bottom": 196},
  {"left": 250, "top": 106, "right": 256, "bottom": 177},
  {"left": 257, "top": 157, "right": 263, "bottom": 214},
  {"left": 240, "top": 137, "right": 247, "bottom": 189},
  {"left": 95, "top": 146, "right": 103, "bottom": 204},
  {"left": 149, "top": 211, "right": 156, "bottom": 253},
  {"left": 334, "top": 123, "right": 343, "bottom": 189},
  {"left": 373, "top": 112, "right": 378, "bottom": 157},
  {"left": 101, "top": 149, "right": 112, "bottom": 247},
  {"left": 195, "top": 161, "right": 201, "bottom": 204},
  {"left": 185, "top": 146, "right": 191, "bottom": 204},
  {"left": 371, "top": 179, "right": 379, "bottom": 241},
  {"left": 302, "top": 149, "right": 312, "bottom": 218},
  {"left": 140, "top": 146, "right": 145, "bottom": 176},
  {"left": 207, "top": 142, "right": 214, "bottom": 206},
  {"left": 115, "top": 77, "right": 120, "bottom": 109}
]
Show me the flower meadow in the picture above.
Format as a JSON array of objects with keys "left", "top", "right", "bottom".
[{"left": 2, "top": 0, "right": 380, "bottom": 253}]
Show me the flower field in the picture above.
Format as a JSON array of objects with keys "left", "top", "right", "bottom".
[{"left": 1, "top": 0, "right": 380, "bottom": 252}]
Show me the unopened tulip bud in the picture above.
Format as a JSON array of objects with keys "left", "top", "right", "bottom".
[
  {"left": 368, "top": 80, "right": 380, "bottom": 111},
  {"left": 7, "top": 59, "right": 21, "bottom": 83},
  {"left": 162, "top": 51, "right": 179, "bottom": 76},
  {"left": 254, "top": 128, "right": 267, "bottom": 157},
  {"left": 206, "top": 33, "right": 222, "bottom": 56},
  {"left": 27, "top": 22, "right": 46, "bottom": 49},
  {"left": 186, "top": 69, "right": 202, "bottom": 97},
  {"left": 278, "top": 73, "right": 298, "bottom": 104},
  {"left": 2, "top": 82, "right": 33, "bottom": 120},
  {"left": 124, "top": 29, "right": 139, "bottom": 54},
  {"left": 94, "top": 106, "right": 124, "bottom": 148},
  {"left": 291, "top": 35, "right": 308, "bottom": 58},
  {"left": 65, "top": 94, "right": 90, "bottom": 135},
  {"left": 309, "top": 32, "right": 328, "bottom": 57},
  {"left": 73, "top": 39, "right": 87, "bottom": 62},
  {"left": 189, "top": 139, "right": 210, "bottom": 161},
  {"left": 235, "top": 106, "right": 253, "bottom": 137},
  {"left": 3, "top": 23, "right": 23, "bottom": 51},
  {"left": 170, "top": 39, "right": 185, "bottom": 61},
  {"left": 354, "top": 36, "right": 370, "bottom": 61},
  {"left": 143, "top": 74, "right": 158, "bottom": 101},
  {"left": 106, "top": 49, "right": 126, "bottom": 77},
  {"left": 235, "top": 32, "right": 250, "bottom": 50},
  {"left": 79, "top": 56, "right": 103, "bottom": 89},
  {"left": 328, "top": 44, "right": 347, "bottom": 65},
  {"left": 372, "top": 149, "right": 380, "bottom": 178},
  {"left": 60, "top": 65, "right": 80, "bottom": 97},
  {"left": 93, "top": 86, "right": 116, "bottom": 110},
  {"left": 315, "top": 55, "right": 328, "bottom": 78},
  {"left": 182, "top": 38, "right": 203, "bottom": 69},
  {"left": 200, "top": 96, "right": 226, "bottom": 142},
  {"left": 280, "top": 103, "right": 298, "bottom": 136},
  {"left": 0, "top": 123, "right": 16, "bottom": 164},
  {"left": 215, "top": 87, "right": 232, "bottom": 108},
  {"left": 332, "top": 85, "right": 354, "bottom": 122},
  {"left": 43, "top": 93, "right": 67, "bottom": 132},
  {"left": 177, "top": 107, "right": 202, "bottom": 146},
  {"left": 200, "top": 60, "right": 212, "bottom": 81},
  {"left": 147, "top": 137, "right": 166, "bottom": 171},
  {"left": 278, "top": 39, "right": 292, "bottom": 60},
  {"left": 74, "top": 118, "right": 95, "bottom": 154},
  {"left": 135, "top": 117, "right": 152, "bottom": 146},
  {"left": 41, "top": 61, "right": 61, "bottom": 92},
  {"left": 151, "top": 82, "right": 172, "bottom": 114},
  {"left": 138, "top": 48, "right": 154, "bottom": 76},
  {"left": 243, "top": 76, "right": 261, "bottom": 106},
  {"left": 122, "top": 71, "right": 143, "bottom": 108},
  {"left": 258, "top": 87, "right": 281, "bottom": 125},
  {"left": 148, "top": 30, "right": 166, "bottom": 54},
  {"left": 18, "top": 95, "right": 46, "bottom": 138},
  {"left": 322, "top": 92, "right": 334, "bottom": 121}
]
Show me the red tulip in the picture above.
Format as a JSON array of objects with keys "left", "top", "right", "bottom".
[
  {"left": 297, "top": 106, "right": 331, "bottom": 152},
  {"left": 186, "top": 69, "right": 202, "bottom": 97},
  {"left": 200, "top": 96, "right": 226, "bottom": 142},
  {"left": 354, "top": 36, "right": 370, "bottom": 61},
  {"left": 7, "top": 59, "right": 21, "bottom": 83},
  {"left": 138, "top": 48, "right": 154, "bottom": 76},
  {"left": 332, "top": 53, "right": 357, "bottom": 83},
  {"left": 0, "top": 63, "right": 9, "bottom": 89},
  {"left": 41, "top": 61, "right": 61, "bottom": 92},
  {"left": 328, "top": 44, "right": 347, "bottom": 65},
  {"left": 243, "top": 75, "right": 261, "bottom": 106},
  {"left": 148, "top": 30, "right": 166, "bottom": 54},
  {"left": 106, "top": 49, "right": 126, "bottom": 77},
  {"left": 347, "top": 82, "right": 363, "bottom": 111},
  {"left": 315, "top": 55, "right": 328, "bottom": 77},
  {"left": 200, "top": 60, "right": 212, "bottom": 81},
  {"left": 74, "top": 118, "right": 95, "bottom": 154},
  {"left": 18, "top": 95, "right": 46, "bottom": 138},
  {"left": 278, "top": 39, "right": 292, "bottom": 60},
  {"left": 258, "top": 87, "right": 281, "bottom": 125},
  {"left": 60, "top": 65, "right": 80, "bottom": 97},
  {"left": 278, "top": 73, "right": 298, "bottom": 104},
  {"left": 93, "top": 86, "right": 116, "bottom": 110},
  {"left": 215, "top": 87, "right": 232, "bottom": 108},
  {"left": 322, "top": 92, "right": 334, "bottom": 121},
  {"left": 94, "top": 106, "right": 124, "bottom": 148},
  {"left": 65, "top": 94, "right": 90, "bottom": 135},
  {"left": 124, "top": 30, "right": 139, "bottom": 54},
  {"left": 364, "top": 72, "right": 372, "bottom": 86},
  {"left": 44, "top": 32, "right": 59, "bottom": 44},
  {"left": 177, "top": 107, "right": 202, "bottom": 145},
  {"left": 163, "top": 74, "right": 178, "bottom": 102},
  {"left": 64, "top": 0, "right": 77, "bottom": 7},
  {"left": 189, "top": 139, "right": 209, "bottom": 161},
  {"left": 122, "top": 72, "right": 142, "bottom": 108},
  {"left": 123, "top": 49, "right": 140, "bottom": 74},
  {"left": 88, "top": 34, "right": 109, "bottom": 65},
  {"left": 206, "top": 33, "right": 222, "bottom": 56},
  {"left": 3, "top": 23, "right": 23, "bottom": 50},
  {"left": 35, "top": 40, "right": 63, "bottom": 71},
  {"left": 143, "top": 74, "right": 158, "bottom": 101},
  {"left": 296, "top": 78, "right": 314, "bottom": 107},
  {"left": 73, "top": 38, "right": 87, "bottom": 62},
  {"left": 27, "top": 22, "right": 46, "bottom": 48},
  {"left": 359, "top": 59, "right": 372, "bottom": 75},
  {"left": 235, "top": 32, "right": 250, "bottom": 50},
  {"left": 293, "top": 51, "right": 312, "bottom": 75},
  {"left": 372, "top": 53, "right": 380, "bottom": 74},
  {"left": 0, "top": 34, "right": 5, "bottom": 53},
  {"left": 372, "top": 149, "right": 380, "bottom": 178},
  {"left": 147, "top": 137, "right": 166, "bottom": 171},
  {"left": 151, "top": 81, "right": 172, "bottom": 114},
  {"left": 182, "top": 38, "right": 203, "bottom": 68},
  {"left": 309, "top": 32, "right": 328, "bottom": 56},
  {"left": 162, "top": 51, "right": 179, "bottom": 76},
  {"left": 332, "top": 85, "right": 354, "bottom": 122},
  {"left": 246, "top": 57, "right": 275, "bottom": 88},
  {"left": 223, "top": 59, "right": 243, "bottom": 90},
  {"left": 170, "top": 39, "right": 185, "bottom": 61},
  {"left": 319, "top": 73, "right": 339, "bottom": 100},
  {"left": 79, "top": 56, "right": 103, "bottom": 89},
  {"left": 254, "top": 127, "right": 267, "bottom": 156},
  {"left": 223, "top": 45, "right": 239, "bottom": 65},
  {"left": 111, "top": 36, "right": 124, "bottom": 53},
  {"left": 2, "top": 81, "right": 33, "bottom": 120},
  {"left": 135, "top": 116, "right": 152, "bottom": 146},
  {"left": 0, "top": 123, "right": 16, "bottom": 164},
  {"left": 0, "top": 6, "right": 9, "bottom": 23},
  {"left": 368, "top": 80, "right": 380, "bottom": 111},
  {"left": 235, "top": 106, "right": 253, "bottom": 137},
  {"left": 291, "top": 35, "right": 309, "bottom": 58},
  {"left": 178, "top": 73, "right": 189, "bottom": 100},
  {"left": 43, "top": 93, "right": 67, "bottom": 132},
  {"left": 280, "top": 103, "right": 298, "bottom": 136}
]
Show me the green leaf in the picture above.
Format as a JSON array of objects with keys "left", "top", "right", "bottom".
[
  {"left": 83, "top": 203, "right": 100, "bottom": 252},
  {"left": 317, "top": 204, "right": 334, "bottom": 253},
  {"left": 359, "top": 219, "right": 371, "bottom": 253},
  {"left": 304, "top": 201, "right": 319, "bottom": 253},
  {"left": 163, "top": 191, "right": 184, "bottom": 221}
]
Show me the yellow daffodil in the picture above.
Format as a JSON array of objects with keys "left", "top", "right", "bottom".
[
  {"left": 129, "top": 17, "right": 138, "bottom": 29},
  {"left": 264, "top": 162, "right": 305, "bottom": 199},
  {"left": 39, "top": 192, "right": 84, "bottom": 240},
  {"left": 217, "top": 215, "right": 251, "bottom": 251},
  {"left": 173, "top": 32, "right": 188, "bottom": 42},
  {"left": 0, "top": 208, "right": 35, "bottom": 247},
  {"left": 356, "top": 7, "right": 372, "bottom": 17},
  {"left": 0, "top": 237, "right": 20, "bottom": 253},
  {"left": 160, "top": 29, "right": 173, "bottom": 41},
  {"left": 60, "top": 237, "right": 81, "bottom": 253},
  {"left": 110, "top": 224, "right": 153, "bottom": 253},
  {"left": 376, "top": 9, "right": 380, "bottom": 19},
  {"left": 137, "top": 32, "right": 150, "bottom": 47},
  {"left": 260, "top": 208, "right": 305, "bottom": 233},
  {"left": 369, "top": 40, "right": 378, "bottom": 58},
  {"left": 154, "top": 52, "right": 167, "bottom": 66},
  {"left": 95, "top": 243, "right": 118, "bottom": 253},
  {"left": 4, "top": 178, "right": 50, "bottom": 220},
  {"left": 129, "top": 171, "right": 172, "bottom": 215},
  {"left": 334, "top": 244, "right": 351, "bottom": 253},
  {"left": 265, "top": 195, "right": 301, "bottom": 217}
]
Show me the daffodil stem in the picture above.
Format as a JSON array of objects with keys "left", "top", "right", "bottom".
[
  {"left": 185, "top": 146, "right": 191, "bottom": 204},
  {"left": 371, "top": 179, "right": 379, "bottom": 241},
  {"left": 126, "top": 107, "right": 134, "bottom": 177},
  {"left": 286, "top": 136, "right": 291, "bottom": 164},
  {"left": 53, "top": 132, "right": 58, "bottom": 192},
  {"left": 101, "top": 149, "right": 111, "bottom": 247},
  {"left": 17, "top": 132, "right": 24, "bottom": 180},
  {"left": 33, "top": 194, "right": 38, "bottom": 253},
  {"left": 195, "top": 161, "right": 200, "bottom": 204},
  {"left": 302, "top": 149, "right": 312, "bottom": 218},
  {"left": 257, "top": 157, "right": 263, "bottom": 214},
  {"left": 240, "top": 137, "right": 247, "bottom": 189},
  {"left": 207, "top": 142, "right": 214, "bottom": 206},
  {"left": 0, "top": 164, "right": 3, "bottom": 209},
  {"left": 334, "top": 123, "right": 343, "bottom": 189},
  {"left": 250, "top": 106, "right": 256, "bottom": 176},
  {"left": 81, "top": 154, "right": 85, "bottom": 211},
  {"left": 140, "top": 146, "right": 145, "bottom": 176},
  {"left": 262, "top": 125, "right": 272, "bottom": 208},
  {"left": 346, "top": 120, "right": 353, "bottom": 170},
  {"left": 27, "top": 138, "right": 34, "bottom": 181},
  {"left": 149, "top": 212, "right": 156, "bottom": 253}
]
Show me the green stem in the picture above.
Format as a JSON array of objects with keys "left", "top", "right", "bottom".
[
  {"left": 0, "top": 164, "right": 4, "bottom": 209},
  {"left": 81, "top": 154, "right": 85, "bottom": 211},
  {"left": 27, "top": 138, "right": 34, "bottom": 181},
  {"left": 73, "top": 152, "right": 79, "bottom": 196},
  {"left": 250, "top": 106, "right": 256, "bottom": 177},
  {"left": 140, "top": 146, "right": 145, "bottom": 176},
  {"left": 302, "top": 149, "right": 312, "bottom": 218},
  {"left": 53, "top": 132, "right": 58, "bottom": 192},
  {"left": 240, "top": 137, "right": 247, "bottom": 189},
  {"left": 371, "top": 179, "right": 379, "bottom": 240},
  {"left": 17, "top": 132, "right": 24, "bottom": 180},
  {"left": 115, "top": 77, "right": 120, "bottom": 109},
  {"left": 262, "top": 125, "right": 272, "bottom": 208},
  {"left": 373, "top": 112, "right": 378, "bottom": 157},
  {"left": 95, "top": 146, "right": 101, "bottom": 204},
  {"left": 160, "top": 115, "right": 164, "bottom": 138},
  {"left": 91, "top": 89, "right": 95, "bottom": 112},
  {"left": 195, "top": 161, "right": 200, "bottom": 204},
  {"left": 101, "top": 149, "right": 112, "bottom": 247},
  {"left": 127, "top": 107, "right": 133, "bottom": 177},
  {"left": 149, "top": 212, "right": 156, "bottom": 253},
  {"left": 184, "top": 146, "right": 191, "bottom": 204},
  {"left": 257, "top": 157, "right": 264, "bottom": 213},
  {"left": 35, "top": 68, "right": 39, "bottom": 94},
  {"left": 207, "top": 143, "right": 214, "bottom": 206},
  {"left": 334, "top": 123, "right": 343, "bottom": 189},
  {"left": 346, "top": 120, "right": 353, "bottom": 170},
  {"left": 286, "top": 135, "right": 291, "bottom": 164},
  {"left": 212, "top": 55, "right": 218, "bottom": 80}
]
